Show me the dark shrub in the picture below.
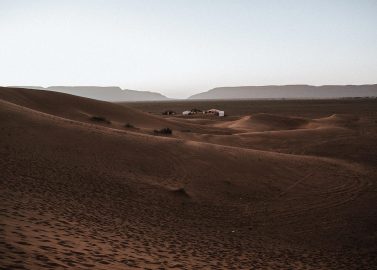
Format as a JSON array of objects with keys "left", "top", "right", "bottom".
[
  {"left": 154, "top": 127, "right": 172, "bottom": 135},
  {"left": 125, "top": 123, "right": 135, "bottom": 128},
  {"left": 171, "top": 187, "right": 189, "bottom": 197},
  {"left": 162, "top": 110, "right": 176, "bottom": 115},
  {"left": 190, "top": 108, "right": 202, "bottom": 113},
  {"left": 90, "top": 116, "right": 111, "bottom": 124}
]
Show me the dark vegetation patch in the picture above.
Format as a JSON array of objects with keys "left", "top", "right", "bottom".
[
  {"left": 170, "top": 187, "right": 190, "bottom": 198},
  {"left": 124, "top": 123, "right": 135, "bottom": 128},
  {"left": 90, "top": 116, "right": 111, "bottom": 124},
  {"left": 154, "top": 128, "right": 172, "bottom": 135},
  {"left": 162, "top": 110, "right": 176, "bottom": 115},
  {"left": 190, "top": 108, "right": 202, "bottom": 113}
]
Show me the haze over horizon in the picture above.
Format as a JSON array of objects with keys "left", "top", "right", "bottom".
[{"left": 1, "top": 0, "right": 377, "bottom": 98}]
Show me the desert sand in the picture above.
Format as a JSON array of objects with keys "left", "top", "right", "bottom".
[{"left": 1, "top": 87, "right": 377, "bottom": 269}]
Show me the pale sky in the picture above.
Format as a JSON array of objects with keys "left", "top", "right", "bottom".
[{"left": 1, "top": 0, "right": 376, "bottom": 98}]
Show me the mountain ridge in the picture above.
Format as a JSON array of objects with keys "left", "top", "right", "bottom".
[
  {"left": 189, "top": 84, "right": 377, "bottom": 100},
  {"left": 9, "top": 86, "right": 169, "bottom": 102}
]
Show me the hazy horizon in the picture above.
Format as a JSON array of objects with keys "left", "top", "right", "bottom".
[{"left": 1, "top": 0, "right": 377, "bottom": 98}]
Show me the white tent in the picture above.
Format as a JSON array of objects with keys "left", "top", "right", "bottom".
[{"left": 206, "top": 109, "right": 225, "bottom": 117}]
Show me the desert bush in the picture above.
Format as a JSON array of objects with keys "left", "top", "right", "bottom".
[
  {"left": 154, "top": 127, "right": 172, "bottom": 135},
  {"left": 190, "top": 108, "right": 202, "bottom": 113},
  {"left": 90, "top": 116, "right": 111, "bottom": 124},
  {"left": 125, "top": 123, "right": 135, "bottom": 128},
  {"left": 171, "top": 187, "right": 189, "bottom": 197},
  {"left": 162, "top": 110, "right": 176, "bottom": 115}
]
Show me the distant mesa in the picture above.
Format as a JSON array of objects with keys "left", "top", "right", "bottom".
[
  {"left": 11, "top": 86, "right": 169, "bottom": 102},
  {"left": 189, "top": 84, "right": 377, "bottom": 100}
]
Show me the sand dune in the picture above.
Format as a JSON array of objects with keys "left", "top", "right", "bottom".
[
  {"left": 0, "top": 87, "right": 175, "bottom": 130},
  {"left": 215, "top": 113, "right": 310, "bottom": 131},
  {"left": 214, "top": 113, "right": 356, "bottom": 132},
  {"left": 1, "top": 87, "right": 377, "bottom": 269},
  {"left": 0, "top": 87, "right": 229, "bottom": 135}
]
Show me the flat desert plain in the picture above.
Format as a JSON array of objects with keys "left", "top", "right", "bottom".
[{"left": 1, "top": 87, "right": 377, "bottom": 269}]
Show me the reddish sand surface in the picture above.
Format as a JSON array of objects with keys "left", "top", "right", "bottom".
[{"left": 1, "top": 87, "right": 377, "bottom": 269}]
